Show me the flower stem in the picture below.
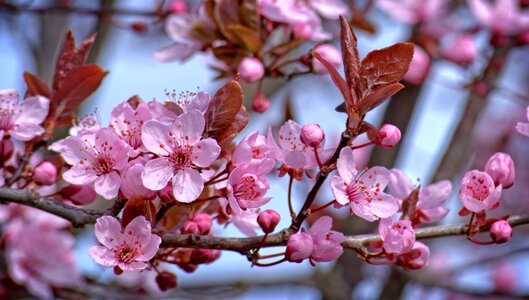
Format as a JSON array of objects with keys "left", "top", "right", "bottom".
[
  {"left": 288, "top": 175, "right": 295, "bottom": 219},
  {"left": 253, "top": 257, "right": 287, "bottom": 267},
  {"left": 313, "top": 146, "right": 324, "bottom": 169},
  {"left": 309, "top": 200, "right": 336, "bottom": 214}
]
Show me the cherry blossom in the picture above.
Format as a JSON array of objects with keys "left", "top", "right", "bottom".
[
  {"left": 312, "top": 44, "right": 342, "bottom": 74},
  {"left": 331, "top": 147, "right": 399, "bottom": 221},
  {"left": 516, "top": 106, "right": 529, "bottom": 136},
  {"left": 141, "top": 109, "right": 220, "bottom": 203},
  {"left": 232, "top": 131, "right": 275, "bottom": 167},
  {"left": 376, "top": 0, "right": 448, "bottom": 24},
  {"left": 379, "top": 218, "right": 415, "bottom": 255},
  {"left": 89, "top": 216, "right": 162, "bottom": 271},
  {"left": 0, "top": 89, "right": 49, "bottom": 141},
  {"left": 484, "top": 152, "right": 515, "bottom": 189},
  {"left": 459, "top": 170, "right": 502, "bottom": 213},
  {"left": 238, "top": 57, "right": 265, "bottom": 83},
  {"left": 227, "top": 160, "right": 275, "bottom": 211},
  {"left": 403, "top": 45, "right": 430, "bottom": 85},
  {"left": 468, "top": 0, "right": 529, "bottom": 35},
  {"left": 257, "top": 209, "right": 281, "bottom": 233},
  {"left": 440, "top": 33, "right": 478, "bottom": 66},
  {"left": 55, "top": 128, "right": 129, "bottom": 199},
  {"left": 395, "top": 241, "right": 430, "bottom": 271},
  {"left": 110, "top": 101, "right": 153, "bottom": 157}
]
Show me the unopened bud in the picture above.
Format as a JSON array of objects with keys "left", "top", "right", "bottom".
[
  {"left": 292, "top": 22, "right": 312, "bottom": 39},
  {"left": 192, "top": 213, "right": 213, "bottom": 235},
  {"left": 485, "top": 152, "right": 515, "bottom": 189},
  {"left": 373, "top": 124, "right": 401, "bottom": 147},
  {"left": 155, "top": 271, "right": 177, "bottom": 291},
  {"left": 0, "top": 139, "right": 14, "bottom": 163},
  {"left": 312, "top": 44, "right": 342, "bottom": 74},
  {"left": 252, "top": 93, "right": 270, "bottom": 113},
  {"left": 490, "top": 220, "right": 512, "bottom": 244},
  {"left": 181, "top": 221, "right": 200, "bottom": 235},
  {"left": 257, "top": 209, "right": 281, "bottom": 234},
  {"left": 113, "top": 266, "right": 123, "bottom": 275},
  {"left": 59, "top": 184, "right": 97, "bottom": 205},
  {"left": 33, "top": 161, "right": 57, "bottom": 185},
  {"left": 238, "top": 57, "right": 264, "bottom": 83},
  {"left": 285, "top": 233, "right": 313, "bottom": 262},
  {"left": 300, "top": 124, "right": 325, "bottom": 147},
  {"left": 159, "top": 185, "right": 176, "bottom": 203}
]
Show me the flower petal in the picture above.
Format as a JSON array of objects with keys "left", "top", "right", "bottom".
[
  {"left": 88, "top": 246, "right": 118, "bottom": 267},
  {"left": 142, "top": 158, "right": 174, "bottom": 190},
  {"left": 95, "top": 216, "right": 123, "bottom": 248},
  {"left": 94, "top": 172, "right": 121, "bottom": 200},
  {"left": 192, "top": 138, "right": 220, "bottom": 167},
  {"left": 141, "top": 121, "right": 173, "bottom": 156},
  {"left": 172, "top": 168, "right": 203, "bottom": 203}
]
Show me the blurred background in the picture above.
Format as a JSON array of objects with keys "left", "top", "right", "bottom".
[{"left": 1, "top": 0, "right": 529, "bottom": 299}]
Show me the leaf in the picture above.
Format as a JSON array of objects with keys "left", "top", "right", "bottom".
[
  {"left": 267, "top": 38, "right": 305, "bottom": 56},
  {"left": 359, "top": 43, "right": 414, "bottom": 95},
  {"left": 313, "top": 51, "right": 355, "bottom": 110},
  {"left": 239, "top": 0, "right": 259, "bottom": 31},
  {"left": 217, "top": 105, "right": 250, "bottom": 145},
  {"left": 52, "top": 65, "right": 108, "bottom": 119},
  {"left": 204, "top": 80, "right": 244, "bottom": 140},
  {"left": 359, "top": 82, "right": 404, "bottom": 112},
  {"left": 122, "top": 197, "right": 156, "bottom": 228},
  {"left": 52, "top": 30, "right": 96, "bottom": 92},
  {"left": 211, "top": 45, "right": 247, "bottom": 66},
  {"left": 401, "top": 187, "right": 420, "bottom": 221},
  {"left": 213, "top": 0, "right": 242, "bottom": 44},
  {"left": 23, "top": 72, "right": 51, "bottom": 98},
  {"left": 339, "top": 16, "right": 360, "bottom": 100},
  {"left": 225, "top": 24, "right": 262, "bottom": 53}
]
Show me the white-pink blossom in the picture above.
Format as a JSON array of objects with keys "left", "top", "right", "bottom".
[
  {"left": 110, "top": 101, "right": 153, "bottom": 157},
  {"left": 379, "top": 218, "right": 415, "bottom": 255},
  {"left": 459, "top": 170, "right": 502, "bottom": 213},
  {"left": 468, "top": 0, "right": 529, "bottom": 35},
  {"left": 0, "top": 89, "right": 49, "bottom": 141}
]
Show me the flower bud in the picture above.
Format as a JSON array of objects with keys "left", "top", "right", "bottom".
[
  {"left": 490, "top": 220, "right": 512, "bottom": 244},
  {"left": 312, "top": 44, "right": 342, "bottom": 74},
  {"left": 192, "top": 213, "right": 213, "bottom": 235},
  {"left": 181, "top": 221, "right": 200, "bottom": 235},
  {"left": 285, "top": 232, "right": 313, "bottom": 262},
  {"left": 0, "top": 139, "right": 14, "bottom": 163},
  {"left": 373, "top": 124, "right": 401, "bottom": 148},
  {"left": 292, "top": 22, "right": 312, "bottom": 39},
  {"left": 395, "top": 242, "right": 430, "bottom": 271},
  {"left": 300, "top": 124, "right": 325, "bottom": 147},
  {"left": 32, "top": 161, "right": 57, "bottom": 186},
  {"left": 159, "top": 185, "right": 176, "bottom": 203},
  {"left": 252, "top": 93, "right": 270, "bottom": 113},
  {"left": 257, "top": 209, "right": 281, "bottom": 234},
  {"left": 238, "top": 57, "right": 265, "bottom": 83},
  {"left": 169, "top": 0, "right": 188, "bottom": 14},
  {"left": 59, "top": 184, "right": 97, "bottom": 205},
  {"left": 484, "top": 152, "right": 515, "bottom": 189},
  {"left": 155, "top": 271, "right": 177, "bottom": 291}
]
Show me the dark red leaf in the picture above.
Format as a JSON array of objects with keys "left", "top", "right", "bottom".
[
  {"left": 204, "top": 80, "right": 244, "bottom": 140},
  {"left": 218, "top": 105, "right": 250, "bottom": 157},
  {"left": 23, "top": 72, "right": 51, "bottom": 98},
  {"left": 122, "top": 198, "right": 154, "bottom": 228},
  {"left": 359, "top": 82, "right": 404, "bottom": 112},
  {"left": 313, "top": 51, "right": 355, "bottom": 110},
  {"left": 339, "top": 16, "right": 360, "bottom": 100}
]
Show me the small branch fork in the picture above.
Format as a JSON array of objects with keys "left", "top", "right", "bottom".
[{"left": 2, "top": 187, "right": 529, "bottom": 255}]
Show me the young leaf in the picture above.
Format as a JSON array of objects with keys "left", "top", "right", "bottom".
[
  {"left": 225, "top": 24, "right": 262, "bottom": 53},
  {"left": 339, "top": 16, "right": 360, "bottom": 97},
  {"left": 204, "top": 80, "right": 244, "bottom": 140},
  {"left": 218, "top": 106, "right": 250, "bottom": 157},
  {"left": 359, "top": 82, "right": 404, "bottom": 112},
  {"left": 23, "top": 72, "right": 51, "bottom": 98},
  {"left": 313, "top": 51, "right": 355, "bottom": 109}
]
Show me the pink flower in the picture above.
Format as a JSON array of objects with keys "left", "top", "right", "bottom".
[
  {"left": 468, "top": 0, "right": 529, "bottom": 35},
  {"left": 227, "top": 160, "right": 274, "bottom": 211},
  {"left": 292, "top": 22, "right": 313, "bottom": 39},
  {"left": 516, "top": 106, "right": 529, "bottom": 137},
  {"left": 440, "top": 33, "right": 478, "bottom": 66},
  {"left": 373, "top": 124, "right": 401, "bottom": 148},
  {"left": 388, "top": 169, "right": 451, "bottom": 223},
  {"left": 154, "top": 13, "right": 204, "bottom": 62},
  {"left": 89, "top": 216, "right": 162, "bottom": 271},
  {"left": 313, "top": 44, "right": 342, "bottom": 74},
  {"left": 300, "top": 123, "right": 325, "bottom": 147},
  {"left": 57, "top": 184, "right": 97, "bottom": 206},
  {"left": 0, "top": 89, "right": 49, "bottom": 141},
  {"left": 141, "top": 109, "right": 220, "bottom": 203},
  {"left": 331, "top": 147, "right": 399, "bottom": 222},
  {"left": 227, "top": 206, "right": 261, "bottom": 236},
  {"left": 57, "top": 128, "right": 129, "bottom": 199},
  {"left": 403, "top": 45, "right": 430, "bottom": 85},
  {"left": 110, "top": 101, "right": 153, "bottom": 157},
  {"left": 6, "top": 223, "right": 81, "bottom": 298},
  {"left": 232, "top": 131, "right": 275, "bottom": 167},
  {"left": 376, "top": 0, "right": 448, "bottom": 24},
  {"left": 286, "top": 216, "right": 346, "bottom": 263},
  {"left": 257, "top": 209, "right": 281, "bottom": 233},
  {"left": 191, "top": 213, "right": 213, "bottom": 235},
  {"left": 395, "top": 241, "right": 430, "bottom": 271},
  {"left": 484, "top": 152, "right": 515, "bottom": 189},
  {"left": 32, "top": 161, "right": 57, "bottom": 186},
  {"left": 490, "top": 220, "right": 512, "bottom": 243},
  {"left": 121, "top": 160, "right": 157, "bottom": 200},
  {"left": 238, "top": 57, "right": 265, "bottom": 83},
  {"left": 459, "top": 170, "right": 502, "bottom": 213},
  {"left": 148, "top": 91, "right": 211, "bottom": 123},
  {"left": 379, "top": 218, "right": 415, "bottom": 255}
]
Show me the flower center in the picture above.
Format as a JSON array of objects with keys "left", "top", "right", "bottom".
[
  {"left": 345, "top": 180, "right": 369, "bottom": 203},
  {"left": 465, "top": 176, "right": 490, "bottom": 201},
  {"left": 115, "top": 242, "right": 139, "bottom": 264},
  {"left": 169, "top": 145, "right": 193, "bottom": 170},
  {"left": 234, "top": 175, "right": 261, "bottom": 201}
]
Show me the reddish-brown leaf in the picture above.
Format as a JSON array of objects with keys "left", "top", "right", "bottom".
[
  {"left": 225, "top": 24, "right": 262, "bottom": 53},
  {"left": 213, "top": 0, "right": 242, "bottom": 44},
  {"left": 23, "top": 72, "right": 51, "bottom": 98},
  {"left": 313, "top": 51, "right": 355, "bottom": 110},
  {"left": 52, "top": 31, "right": 97, "bottom": 92},
  {"left": 339, "top": 16, "right": 360, "bottom": 99},
  {"left": 359, "top": 43, "right": 414, "bottom": 95},
  {"left": 217, "top": 105, "right": 250, "bottom": 157},
  {"left": 205, "top": 80, "right": 244, "bottom": 140},
  {"left": 239, "top": 0, "right": 259, "bottom": 31},
  {"left": 122, "top": 197, "right": 155, "bottom": 228},
  {"left": 401, "top": 187, "right": 420, "bottom": 221},
  {"left": 52, "top": 65, "right": 108, "bottom": 119},
  {"left": 359, "top": 82, "right": 404, "bottom": 112}
]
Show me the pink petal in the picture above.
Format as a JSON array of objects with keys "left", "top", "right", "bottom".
[
  {"left": 0, "top": 89, "right": 19, "bottom": 103},
  {"left": 351, "top": 201, "right": 378, "bottom": 222},
  {"left": 311, "top": 239, "right": 344, "bottom": 262},
  {"left": 388, "top": 168, "right": 414, "bottom": 200},
  {"left": 94, "top": 172, "right": 121, "bottom": 200},
  {"left": 419, "top": 180, "right": 452, "bottom": 209},
  {"left": 278, "top": 120, "right": 302, "bottom": 151},
  {"left": 360, "top": 166, "right": 391, "bottom": 188},
  {"left": 308, "top": 216, "right": 333, "bottom": 238},
  {"left": 153, "top": 42, "right": 199, "bottom": 62},
  {"left": 337, "top": 147, "right": 358, "bottom": 184},
  {"left": 192, "top": 138, "right": 220, "bottom": 167},
  {"left": 95, "top": 128, "right": 129, "bottom": 171},
  {"left": 10, "top": 123, "right": 45, "bottom": 141},
  {"left": 14, "top": 95, "right": 49, "bottom": 125},
  {"left": 141, "top": 121, "right": 173, "bottom": 156},
  {"left": 142, "top": 158, "right": 174, "bottom": 190},
  {"left": 136, "top": 234, "right": 162, "bottom": 261},
  {"left": 54, "top": 136, "right": 95, "bottom": 165},
  {"left": 310, "top": 0, "right": 348, "bottom": 19},
  {"left": 124, "top": 216, "right": 151, "bottom": 245},
  {"left": 174, "top": 109, "right": 205, "bottom": 144},
  {"left": 88, "top": 246, "right": 118, "bottom": 267},
  {"left": 285, "top": 150, "right": 307, "bottom": 169},
  {"left": 95, "top": 216, "right": 123, "bottom": 248},
  {"left": 172, "top": 168, "right": 203, "bottom": 203},
  {"left": 468, "top": 0, "right": 493, "bottom": 27},
  {"left": 516, "top": 122, "right": 529, "bottom": 137},
  {"left": 62, "top": 165, "right": 98, "bottom": 185},
  {"left": 331, "top": 176, "right": 349, "bottom": 205},
  {"left": 369, "top": 193, "right": 399, "bottom": 219},
  {"left": 119, "top": 261, "right": 148, "bottom": 271},
  {"left": 421, "top": 206, "right": 449, "bottom": 222},
  {"left": 26, "top": 277, "right": 53, "bottom": 299}
]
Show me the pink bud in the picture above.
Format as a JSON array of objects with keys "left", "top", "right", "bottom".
[
  {"left": 238, "top": 57, "right": 265, "bottom": 83},
  {"left": 313, "top": 44, "right": 342, "bottom": 74},
  {"left": 440, "top": 34, "right": 478, "bottom": 66},
  {"left": 403, "top": 45, "right": 430, "bottom": 85},
  {"left": 285, "top": 232, "right": 313, "bottom": 262},
  {"left": 192, "top": 213, "right": 213, "bottom": 235},
  {"left": 374, "top": 124, "right": 401, "bottom": 147},
  {"left": 159, "top": 185, "right": 176, "bottom": 203},
  {"left": 485, "top": 152, "right": 515, "bottom": 189},
  {"left": 169, "top": 0, "right": 187, "bottom": 14},
  {"left": 257, "top": 209, "right": 281, "bottom": 234},
  {"left": 59, "top": 184, "right": 97, "bottom": 205},
  {"left": 300, "top": 123, "right": 325, "bottom": 147},
  {"left": 252, "top": 93, "right": 270, "bottom": 113},
  {"left": 32, "top": 161, "right": 57, "bottom": 186},
  {"left": 490, "top": 220, "right": 512, "bottom": 244},
  {"left": 0, "top": 139, "right": 14, "bottom": 163},
  {"left": 181, "top": 221, "right": 200, "bottom": 235},
  {"left": 156, "top": 271, "right": 177, "bottom": 291},
  {"left": 190, "top": 249, "right": 215, "bottom": 264},
  {"left": 292, "top": 22, "right": 312, "bottom": 39},
  {"left": 395, "top": 242, "right": 430, "bottom": 271}
]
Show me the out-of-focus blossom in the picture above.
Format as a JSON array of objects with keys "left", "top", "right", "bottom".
[
  {"left": 395, "top": 241, "right": 430, "bottom": 271},
  {"left": 379, "top": 218, "right": 415, "bottom": 255},
  {"left": 252, "top": 93, "right": 270, "bottom": 113},
  {"left": 440, "top": 34, "right": 478, "bottom": 66},
  {"left": 191, "top": 213, "right": 213, "bottom": 235},
  {"left": 376, "top": 0, "right": 448, "bottom": 24},
  {"left": 238, "top": 57, "right": 265, "bottom": 83},
  {"left": 0, "top": 89, "right": 49, "bottom": 141},
  {"left": 89, "top": 216, "right": 161, "bottom": 271},
  {"left": 149, "top": 91, "right": 211, "bottom": 123},
  {"left": 154, "top": 13, "right": 205, "bottom": 62},
  {"left": 468, "top": 0, "right": 529, "bottom": 35},
  {"left": 155, "top": 271, "right": 178, "bottom": 291},
  {"left": 484, "top": 152, "right": 515, "bottom": 189},
  {"left": 459, "top": 170, "right": 502, "bottom": 213},
  {"left": 403, "top": 45, "right": 430, "bottom": 85},
  {"left": 492, "top": 262, "right": 517, "bottom": 292},
  {"left": 331, "top": 147, "right": 398, "bottom": 221},
  {"left": 516, "top": 106, "right": 529, "bottom": 137},
  {"left": 373, "top": 124, "right": 402, "bottom": 148},
  {"left": 32, "top": 161, "right": 57, "bottom": 186},
  {"left": 313, "top": 44, "right": 342, "bottom": 74},
  {"left": 57, "top": 184, "right": 97, "bottom": 206},
  {"left": 141, "top": 110, "right": 220, "bottom": 203},
  {"left": 490, "top": 220, "right": 512, "bottom": 243}
]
